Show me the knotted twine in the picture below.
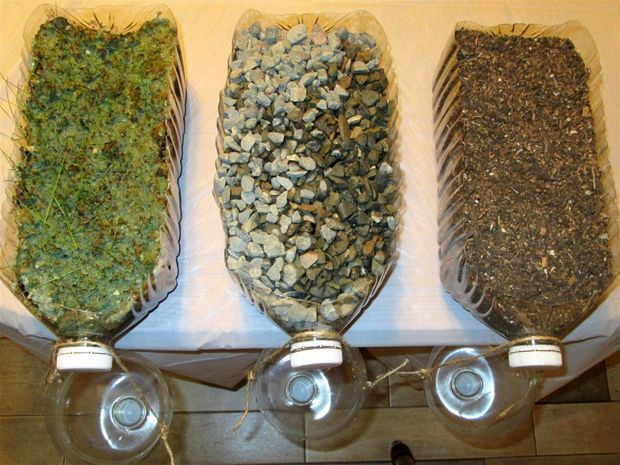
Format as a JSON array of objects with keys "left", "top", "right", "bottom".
[
  {"left": 46, "top": 341, "right": 175, "bottom": 465},
  {"left": 232, "top": 333, "right": 562, "bottom": 432}
]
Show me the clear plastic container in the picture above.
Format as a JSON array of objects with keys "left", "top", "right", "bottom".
[
  {"left": 214, "top": 9, "right": 400, "bottom": 438},
  {"left": 425, "top": 346, "right": 540, "bottom": 439},
  {"left": 433, "top": 21, "right": 620, "bottom": 368},
  {"left": 254, "top": 340, "right": 367, "bottom": 440},
  {"left": 0, "top": 3, "right": 186, "bottom": 370},
  {"left": 45, "top": 351, "right": 172, "bottom": 465}
]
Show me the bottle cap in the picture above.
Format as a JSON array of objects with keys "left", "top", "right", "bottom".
[
  {"left": 508, "top": 344, "right": 562, "bottom": 369},
  {"left": 56, "top": 344, "right": 113, "bottom": 372},
  {"left": 290, "top": 339, "right": 343, "bottom": 369}
]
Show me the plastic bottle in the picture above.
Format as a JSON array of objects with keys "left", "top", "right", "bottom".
[
  {"left": 433, "top": 21, "right": 620, "bottom": 370},
  {"left": 424, "top": 346, "right": 540, "bottom": 438},
  {"left": 46, "top": 351, "right": 173, "bottom": 465}
]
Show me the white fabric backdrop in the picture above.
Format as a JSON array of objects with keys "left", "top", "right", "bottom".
[{"left": 0, "top": 0, "right": 618, "bottom": 388}]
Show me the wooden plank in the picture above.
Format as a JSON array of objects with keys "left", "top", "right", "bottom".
[
  {"left": 166, "top": 374, "right": 252, "bottom": 412},
  {"left": 306, "top": 407, "right": 535, "bottom": 462},
  {"left": 487, "top": 454, "right": 620, "bottom": 465},
  {"left": 606, "top": 349, "right": 620, "bottom": 401},
  {"left": 0, "top": 338, "right": 48, "bottom": 416},
  {"left": 0, "top": 416, "right": 64, "bottom": 465},
  {"left": 142, "top": 412, "right": 304, "bottom": 465},
  {"left": 389, "top": 374, "right": 427, "bottom": 407},
  {"left": 539, "top": 362, "right": 610, "bottom": 404},
  {"left": 533, "top": 403, "right": 620, "bottom": 455}
]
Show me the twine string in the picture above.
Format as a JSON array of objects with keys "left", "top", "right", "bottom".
[
  {"left": 232, "top": 333, "right": 562, "bottom": 432},
  {"left": 366, "top": 335, "right": 562, "bottom": 390},
  {"left": 47, "top": 341, "right": 175, "bottom": 465}
]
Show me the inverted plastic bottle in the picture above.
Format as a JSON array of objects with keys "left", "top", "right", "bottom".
[
  {"left": 214, "top": 9, "right": 401, "bottom": 441},
  {"left": 433, "top": 21, "right": 620, "bottom": 370},
  {"left": 424, "top": 346, "right": 540, "bottom": 438},
  {"left": 0, "top": 3, "right": 186, "bottom": 373}
]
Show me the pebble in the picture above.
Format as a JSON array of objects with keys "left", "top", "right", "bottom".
[
  {"left": 288, "top": 82, "right": 307, "bottom": 102},
  {"left": 240, "top": 133, "right": 257, "bottom": 152},
  {"left": 263, "top": 235, "right": 286, "bottom": 258},
  {"left": 276, "top": 175, "right": 294, "bottom": 191},
  {"left": 247, "top": 242, "right": 264, "bottom": 258},
  {"left": 229, "top": 236, "right": 247, "bottom": 254},
  {"left": 302, "top": 108, "right": 319, "bottom": 122},
  {"left": 267, "top": 257, "right": 284, "bottom": 281},
  {"left": 360, "top": 89, "right": 380, "bottom": 107},
  {"left": 300, "top": 250, "right": 319, "bottom": 269},
  {"left": 325, "top": 91, "right": 341, "bottom": 110},
  {"left": 320, "top": 224, "right": 337, "bottom": 244},
  {"left": 268, "top": 132, "right": 285, "bottom": 145},
  {"left": 282, "top": 263, "right": 301, "bottom": 286},
  {"left": 241, "top": 175, "right": 254, "bottom": 192},
  {"left": 286, "top": 24, "right": 307, "bottom": 44},
  {"left": 299, "top": 156, "right": 316, "bottom": 171},
  {"left": 276, "top": 191, "right": 288, "bottom": 209}
]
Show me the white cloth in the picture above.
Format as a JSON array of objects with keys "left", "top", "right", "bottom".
[{"left": 0, "top": 0, "right": 618, "bottom": 388}]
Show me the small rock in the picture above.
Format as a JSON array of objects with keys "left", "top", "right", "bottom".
[
  {"left": 334, "top": 84, "right": 349, "bottom": 98},
  {"left": 241, "top": 175, "right": 255, "bottom": 192},
  {"left": 295, "top": 234, "right": 313, "bottom": 252},
  {"left": 338, "top": 201, "right": 357, "bottom": 219},
  {"left": 299, "top": 157, "right": 316, "bottom": 171},
  {"left": 300, "top": 250, "right": 319, "bottom": 269},
  {"left": 286, "top": 24, "right": 307, "bottom": 44},
  {"left": 326, "top": 91, "right": 341, "bottom": 110},
  {"left": 300, "top": 72, "right": 318, "bottom": 86},
  {"left": 229, "top": 236, "right": 247, "bottom": 253},
  {"left": 311, "top": 23, "right": 327, "bottom": 45},
  {"left": 267, "top": 257, "right": 284, "bottom": 281},
  {"left": 240, "top": 133, "right": 257, "bottom": 152},
  {"left": 276, "top": 191, "right": 288, "bottom": 209},
  {"left": 288, "top": 82, "right": 307, "bottom": 102},
  {"left": 263, "top": 235, "right": 286, "bottom": 258},
  {"left": 282, "top": 263, "right": 301, "bottom": 286},
  {"left": 302, "top": 108, "right": 319, "bottom": 123},
  {"left": 268, "top": 132, "right": 285, "bottom": 145},
  {"left": 351, "top": 61, "right": 368, "bottom": 73},
  {"left": 247, "top": 242, "right": 264, "bottom": 258},
  {"left": 300, "top": 188, "right": 315, "bottom": 200},
  {"left": 320, "top": 224, "right": 337, "bottom": 244},
  {"left": 360, "top": 89, "right": 379, "bottom": 106},
  {"left": 276, "top": 176, "right": 294, "bottom": 191},
  {"left": 256, "top": 92, "right": 272, "bottom": 107}
]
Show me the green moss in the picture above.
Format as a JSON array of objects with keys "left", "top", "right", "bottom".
[{"left": 14, "top": 16, "right": 178, "bottom": 338}]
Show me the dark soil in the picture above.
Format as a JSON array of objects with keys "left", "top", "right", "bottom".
[{"left": 455, "top": 29, "right": 613, "bottom": 333}]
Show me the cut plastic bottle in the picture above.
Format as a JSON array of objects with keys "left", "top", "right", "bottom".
[
  {"left": 424, "top": 346, "right": 540, "bottom": 439},
  {"left": 433, "top": 21, "right": 620, "bottom": 369},
  {"left": 46, "top": 352, "right": 172, "bottom": 465},
  {"left": 214, "top": 9, "right": 401, "bottom": 440}
]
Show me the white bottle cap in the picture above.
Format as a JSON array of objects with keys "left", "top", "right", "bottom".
[
  {"left": 56, "top": 345, "right": 113, "bottom": 372},
  {"left": 508, "top": 344, "right": 563, "bottom": 369},
  {"left": 290, "top": 339, "right": 343, "bottom": 369}
]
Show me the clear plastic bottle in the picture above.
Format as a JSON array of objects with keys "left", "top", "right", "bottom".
[
  {"left": 45, "top": 351, "right": 172, "bottom": 465},
  {"left": 215, "top": 10, "right": 401, "bottom": 440},
  {"left": 424, "top": 346, "right": 540, "bottom": 438},
  {"left": 433, "top": 21, "right": 620, "bottom": 370},
  {"left": 0, "top": 3, "right": 186, "bottom": 372},
  {"left": 253, "top": 337, "right": 367, "bottom": 440}
]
